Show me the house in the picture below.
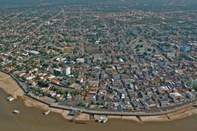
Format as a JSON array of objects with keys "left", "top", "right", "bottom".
[
  {"left": 53, "top": 68, "right": 62, "bottom": 76},
  {"left": 29, "top": 50, "right": 39, "bottom": 55},
  {"left": 76, "top": 58, "right": 85, "bottom": 63},
  {"left": 4, "top": 65, "right": 15, "bottom": 72},
  {"left": 180, "top": 44, "right": 191, "bottom": 52},
  {"left": 51, "top": 79, "right": 60, "bottom": 85},
  {"left": 169, "top": 92, "right": 182, "bottom": 102},
  {"left": 158, "top": 86, "right": 169, "bottom": 94},
  {"left": 65, "top": 66, "right": 71, "bottom": 75},
  {"left": 89, "top": 88, "right": 97, "bottom": 96}
]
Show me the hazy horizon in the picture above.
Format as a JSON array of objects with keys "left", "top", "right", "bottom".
[{"left": 0, "top": 0, "right": 197, "bottom": 12}]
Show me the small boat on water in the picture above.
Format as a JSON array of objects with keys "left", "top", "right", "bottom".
[
  {"left": 97, "top": 117, "right": 104, "bottom": 123},
  {"left": 13, "top": 110, "right": 20, "bottom": 114},
  {"left": 43, "top": 110, "right": 50, "bottom": 115},
  {"left": 7, "top": 96, "right": 15, "bottom": 102},
  {"left": 103, "top": 117, "right": 108, "bottom": 123},
  {"left": 97, "top": 116, "right": 108, "bottom": 123}
]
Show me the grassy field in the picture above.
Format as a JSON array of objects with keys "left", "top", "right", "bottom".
[{"left": 62, "top": 47, "right": 74, "bottom": 54}]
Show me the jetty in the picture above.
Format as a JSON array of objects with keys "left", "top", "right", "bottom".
[{"left": 74, "top": 113, "right": 90, "bottom": 124}]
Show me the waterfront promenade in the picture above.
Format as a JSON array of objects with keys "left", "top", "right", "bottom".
[{"left": 1, "top": 70, "right": 197, "bottom": 118}]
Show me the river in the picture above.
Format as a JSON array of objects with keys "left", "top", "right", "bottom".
[{"left": 0, "top": 89, "right": 197, "bottom": 131}]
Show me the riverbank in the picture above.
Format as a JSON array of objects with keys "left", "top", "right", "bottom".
[
  {"left": 0, "top": 72, "right": 24, "bottom": 98},
  {"left": 0, "top": 72, "right": 71, "bottom": 120},
  {"left": 1, "top": 71, "right": 197, "bottom": 123},
  {"left": 1, "top": 88, "right": 197, "bottom": 131}
]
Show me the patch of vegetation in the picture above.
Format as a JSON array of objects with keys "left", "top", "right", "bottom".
[{"left": 62, "top": 47, "right": 74, "bottom": 54}]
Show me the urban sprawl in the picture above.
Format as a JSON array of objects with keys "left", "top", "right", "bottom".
[{"left": 0, "top": 2, "right": 197, "bottom": 113}]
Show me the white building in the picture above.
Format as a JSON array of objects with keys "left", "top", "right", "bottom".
[
  {"left": 76, "top": 58, "right": 85, "bottom": 63},
  {"left": 65, "top": 66, "right": 71, "bottom": 75},
  {"left": 29, "top": 50, "right": 39, "bottom": 55}
]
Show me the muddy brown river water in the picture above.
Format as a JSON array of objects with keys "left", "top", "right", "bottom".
[{"left": 0, "top": 89, "right": 197, "bottom": 131}]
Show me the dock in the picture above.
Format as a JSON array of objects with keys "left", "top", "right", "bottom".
[{"left": 74, "top": 113, "right": 90, "bottom": 124}]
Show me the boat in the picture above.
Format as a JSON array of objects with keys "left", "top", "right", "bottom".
[
  {"left": 97, "top": 117, "right": 104, "bottom": 123},
  {"left": 7, "top": 96, "right": 14, "bottom": 102},
  {"left": 13, "top": 110, "right": 20, "bottom": 114},
  {"left": 43, "top": 110, "right": 50, "bottom": 115},
  {"left": 102, "top": 117, "right": 108, "bottom": 123},
  {"left": 97, "top": 116, "right": 108, "bottom": 123}
]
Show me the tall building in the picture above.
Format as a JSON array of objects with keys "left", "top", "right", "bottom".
[{"left": 65, "top": 66, "right": 71, "bottom": 75}]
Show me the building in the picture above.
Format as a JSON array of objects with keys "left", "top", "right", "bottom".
[
  {"left": 76, "top": 58, "right": 85, "bottom": 63},
  {"left": 65, "top": 66, "right": 71, "bottom": 75},
  {"left": 53, "top": 68, "right": 62, "bottom": 76},
  {"left": 29, "top": 50, "right": 39, "bottom": 55},
  {"left": 180, "top": 44, "right": 191, "bottom": 52}
]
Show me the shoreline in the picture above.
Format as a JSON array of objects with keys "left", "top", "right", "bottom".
[{"left": 1, "top": 71, "right": 197, "bottom": 123}]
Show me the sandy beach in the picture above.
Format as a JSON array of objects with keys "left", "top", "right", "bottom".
[
  {"left": 0, "top": 72, "right": 24, "bottom": 98},
  {"left": 0, "top": 72, "right": 71, "bottom": 120},
  {"left": 167, "top": 107, "right": 197, "bottom": 120},
  {"left": 106, "top": 115, "right": 142, "bottom": 123},
  {"left": 140, "top": 115, "right": 170, "bottom": 122},
  {"left": 1, "top": 71, "right": 197, "bottom": 123}
]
